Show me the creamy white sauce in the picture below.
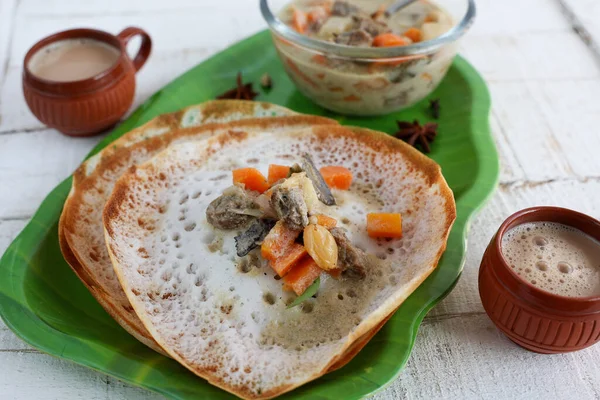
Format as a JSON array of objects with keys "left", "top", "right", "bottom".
[{"left": 277, "top": 0, "right": 456, "bottom": 115}]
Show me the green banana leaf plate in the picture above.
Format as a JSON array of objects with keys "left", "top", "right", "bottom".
[{"left": 0, "top": 30, "right": 498, "bottom": 399}]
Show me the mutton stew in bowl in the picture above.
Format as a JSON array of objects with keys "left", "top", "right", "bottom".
[{"left": 260, "top": 0, "right": 476, "bottom": 116}]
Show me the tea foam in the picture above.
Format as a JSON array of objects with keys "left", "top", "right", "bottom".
[
  {"left": 501, "top": 222, "right": 600, "bottom": 298},
  {"left": 29, "top": 38, "right": 119, "bottom": 82}
]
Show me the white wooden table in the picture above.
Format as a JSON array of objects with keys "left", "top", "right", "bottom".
[{"left": 2, "top": 0, "right": 600, "bottom": 398}]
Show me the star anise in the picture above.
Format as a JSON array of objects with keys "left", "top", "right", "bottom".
[
  {"left": 216, "top": 72, "right": 258, "bottom": 100},
  {"left": 394, "top": 120, "right": 438, "bottom": 153},
  {"left": 429, "top": 98, "right": 440, "bottom": 119}
]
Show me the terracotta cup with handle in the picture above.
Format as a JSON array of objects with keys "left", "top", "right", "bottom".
[{"left": 22, "top": 27, "right": 151, "bottom": 136}]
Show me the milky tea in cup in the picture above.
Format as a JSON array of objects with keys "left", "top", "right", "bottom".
[
  {"left": 501, "top": 221, "right": 600, "bottom": 298},
  {"left": 28, "top": 38, "right": 120, "bottom": 82}
]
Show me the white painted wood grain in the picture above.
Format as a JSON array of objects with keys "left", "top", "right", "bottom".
[
  {"left": 2, "top": 0, "right": 600, "bottom": 398},
  {"left": 490, "top": 81, "right": 576, "bottom": 182},
  {"left": 373, "top": 313, "right": 600, "bottom": 400},
  {"left": 471, "top": 0, "right": 570, "bottom": 36},
  {"left": 491, "top": 77, "right": 600, "bottom": 182},
  {"left": 560, "top": 0, "right": 600, "bottom": 63},
  {"left": 0, "top": 130, "right": 102, "bottom": 219},
  {"left": 0, "top": 0, "right": 17, "bottom": 82},
  {"left": 17, "top": 0, "right": 256, "bottom": 16},
  {"left": 460, "top": 32, "right": 599, "bottom": 82},
  {"left": 489, "top": 113, "right": 526, "bottom": 184},
  {"left": 0, "top": 67, "right": 42, "bottom": 132},
  {"left": 7, "top": 7, "right": 264, "bottom": 67},
  {"left": 533, "top": 79, "right": 600, "bottom": 178},
  {"left": 0, "top": 352, "right": 164, "bottom": 400}
]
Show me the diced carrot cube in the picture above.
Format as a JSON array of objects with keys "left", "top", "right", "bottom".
[
  {"left": 315, "top": 214, "right": 337, "bottom": 229},
  {"left": 327, "top": 267, "right": 342, "bottom": 279},
  {"left": 319, "top": 166, "right": 353, "bottom": 190},
  {"left": 343, "top": 94, "right": 361, "bottom": 102},
  {"left": 404, "top": 28, "right": 422, "bottom": 43},
  {"left": 292, "top": 9, "right": 308, "bottom": 33},
  {"left": 366, "top": 213, "right": 403, "bottom": 238},
  {"left": 368, "top": 59, "right": 407, "bottom": 72},
  {"left": 283, "top": 256, "right": 322, "bottom": 295},
  {"left": 277, "top": 36, "right": 293, "bottom": 47},
  {"left": 286, "top": 58, "right": 319, "bottom": 89},
  {"left": 232, "top": 168, "right": 269, "bottom": 193},
  {"left": 372, "top": 33, "right": 408, "bottom": 47},
  {"left": 267, "top": 164, "right": 290, "bottom": 186},
  {"left": 262, "top": 221, "right": 306, "bottom": 277},
  {"left": 368, "top": 53, "right": 427, "bottom": 71},
  {"left": 271, "top": 243, "right": 307, "bottom": 277},
  {"left": 261, "top": 221, "right": 301, "bottom": 261},
  {"left": 311, "top": 54, "right": 328, "bottom": 65}
]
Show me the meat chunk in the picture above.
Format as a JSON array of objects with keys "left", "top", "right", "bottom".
[
  {"left": 330, "top": 227, "right": 367, "bottom": 279},
  {"left": 334, "top": 30, "right": 372, "bottom": 47},
  {"left": 280, "top": 172, "right": 320, "bottom": 215},
  {"left": 354, "top": 17, "right": 390, "bottom": 37},
  {"left": 235, "top": 219, "right": 276, "bottom": 257},
  {"left": 254, "top": 191, "right": 277, "bottom": 219},
  {"left": 270, "top": 185, "right": 309, "bottom": 230},
  {"left": 331, "top": 1, "right": 359, "bottom": 16},
  {"left": 206, "top": 186, "right": 257, "bottom": 230}
]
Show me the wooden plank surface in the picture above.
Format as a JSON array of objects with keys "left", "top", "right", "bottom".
[
  {"left": 0, "top": 130, "right": 101, "bottom": 219},
  {"left": 1, "top": 0, "right": 600, "bottom": 398}
]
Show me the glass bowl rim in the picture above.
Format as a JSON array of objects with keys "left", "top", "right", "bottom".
[{"left": 260, "top": 0, "right": 476, "bottom": 58}]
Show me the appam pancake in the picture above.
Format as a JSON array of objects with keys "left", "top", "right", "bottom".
[
  {"left": 103, "top": 126, "right": 456, "bottom": 399},
  {"left": 59, "top": 100, "right": 338, "bottom": 353}
]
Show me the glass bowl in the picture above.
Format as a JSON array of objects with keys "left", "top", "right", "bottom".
[{"left": 260, "top": 0, "right": 476, "bottom": 116}]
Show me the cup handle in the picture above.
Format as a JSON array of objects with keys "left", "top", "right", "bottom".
[{"left": 117, "top": 27, "right": 152, "bottom": 72}]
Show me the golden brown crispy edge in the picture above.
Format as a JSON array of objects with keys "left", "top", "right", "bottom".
[{"left": 58, "top": 200, "right": 168, "bottom": 355}]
